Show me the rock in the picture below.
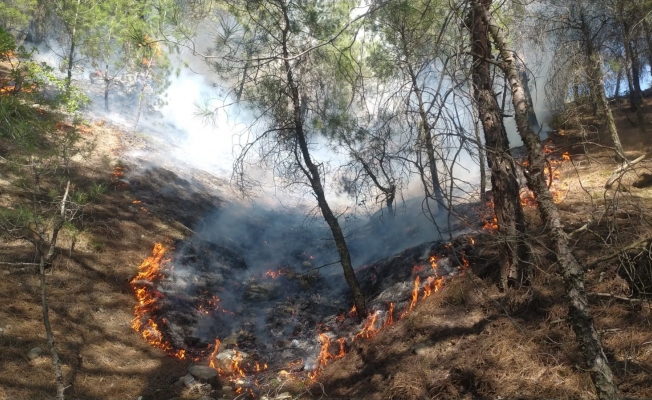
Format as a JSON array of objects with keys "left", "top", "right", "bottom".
[
  {"left": 180, "top": 373, "right": 196, "bottom": 388},
  {"left": 215, "top": 349, "right": 248, "bottom": 372},
  {"left": 302, "top": 261, "right": 312, "bottom": 268},
  {"left": 188, "top": 365, "right": 218, "bottom": 381},
  {"left": 411, "top": 342, "right": 431, "bottom": 355},
  {"left": 243, "top": 281, "right": 281, "bottom": 301},
  {"left": 197, "top": 397, "right": 215, "bottom": 400},
  {"left": 27, "top": 347, "right": 43, "bottom": 360},
  {"left": 275, "top": 392, "right": 292, "bottom": 400},
  {"left": 221, "top": 386, "right": 232, "bottom": 391}
]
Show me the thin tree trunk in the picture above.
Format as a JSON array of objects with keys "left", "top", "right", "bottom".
[
  {"left": 65, "top": 0, "right": 81, "bottom": 91},
  {"left": 38, "top": 180, "right": 70, "bottom": 400},
  {"left": 40, "top": 256, "right": 65, "bottom": 400},
  {"left": 134, "top": 59, "right": 154, "bottom": 129},
  {"left": 516, "top": 52, "right": 540, "bottom": 130},
  {"left": 585, "top": 42, "right": 625, "bottom": 159},
  {"left": 623, "top": 24, "right": 645, "bottom": 130},
  {"left": 104, "top": 65, "right": 110, "bottom": 111},
  {"left": 477, "top": 4, "right": 620, "bottom": 398},
  {"left": 472, "top": 107, "right": 487, "bottom": 204},
  {"left": 614, "top": 65, "right": 622, "bottom": 101},
  {"left": 643, "top": 20, "right": 652, "bottom": 77},
  {"left": 279, "top": 0, "right": 367, "bottom": 318},
  {"left": 406, "top": 63, "right": 446, "bottom": 212},
  {"left": 470, "top": 0, "right": 530, "bottom": 289}
]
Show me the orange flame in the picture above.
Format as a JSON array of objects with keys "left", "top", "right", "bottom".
[
  {"left": 520, "top": 145, "right": 571, "bottom": 206},
  {"left": 130, "top": 243, "right": 186, "bottom": 358},
  {"left": 209, "top": 339, "right": 222, "bottom": 371},
  {"left": 355, "top": 311, "right": 380, "bottom": 340},
  {"left": 384, "top": 302, "right": 394, "bottom": 327},
  {"left": 400, "top": 276, "right": 421, "bottom": 317}
]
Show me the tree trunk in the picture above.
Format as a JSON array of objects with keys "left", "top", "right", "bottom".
[
  {"left": 614, "top": 65, "right": 622, "bottom": 101},
  {"left": 585, "top": 42, "right": 625, "bottom": 160},
  {"left": 477, "top": 3, "right": 620, "bottom": 398},
  {"left": 40, "top": 256, "right": 66, "bottom": 400},
  {"left": 623, "top": 24, "right": 645, "bottom": 130},
  {"left": 104, "top": 66, "right": 110, "bottom": 111},
  {"left": 470, "top": 0, "right": 530, "bottom": 289},
  {"left": 516, "top": 52, "right": 540, "bottom": 131},
  {"left": 643, "top": 20, "right": 652, "bottom": 77},
  {"left": 65, "top": 0, "right": 81, "bottom": 91},
  {"left": 279, "top": 1, "right": 367, "bottom": 318},
  {"left": 472, "top": 108, "right": 487, "bottom": 204},
  {"left": 404, "top": 62, "right": 446, "bottom": 213}
]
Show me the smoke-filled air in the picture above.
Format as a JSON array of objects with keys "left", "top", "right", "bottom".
[{"left": 2, "top": 0, "right": 652, "bottom": 399}]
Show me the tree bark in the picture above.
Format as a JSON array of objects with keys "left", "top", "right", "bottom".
[
  {"left": 405, "top": 63, "right": 446, "bottom": 213},
  {"left": 65, "top": 0, "right": 82, "bottom": 91},
  {"left": 580, "top": 15, "right": 625, "bottom": 160},
  {"left": 279, "top": 0, "right": 367, "bottom": 318},
  {"left": 469, "top": 0, "right": 530, "bottom": 289},
  {"left": 39, "top": 180, "right": 70, "bottom": 400},
  {"left": 475, "top": 3, "right": 620, "bottom": 398},
  {"left": 622, "top": 21, "right": 645, "bottom": 130},
  {"left": 472, "top": 111, "right": 487, "bottom": 204}
]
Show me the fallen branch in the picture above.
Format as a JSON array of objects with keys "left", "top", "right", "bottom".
[
  {"left": 604, "top": 154, "right": 646, "bottom": 189},
  {"left": 589, "top": 292, "right": 649, "bottom": 306},
  {"left": 583, "top": 235, "right": 652, "bottom": 270},
  {"left": 0, "top": 261, "right": 39, "bottom": 266}
]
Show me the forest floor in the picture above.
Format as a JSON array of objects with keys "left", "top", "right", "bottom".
[{"left": 2, "top": 81, "right": 652, "bottom": 399}]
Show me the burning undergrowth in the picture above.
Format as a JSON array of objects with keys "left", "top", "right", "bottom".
[{"left": 129, "top": 207, "right": 477, "bottom": 396}]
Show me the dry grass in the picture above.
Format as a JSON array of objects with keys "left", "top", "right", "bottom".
[
  {"left": 316, "top": 100, "right": 652, "bottom": 399},
  {"left": 0, "top": 121, "right": 191, "bottom": 399}
]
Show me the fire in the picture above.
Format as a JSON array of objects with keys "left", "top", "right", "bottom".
[
  {"left": 209, "top": 339, "right": 221, "bottom": 371},
  {"left": 355, "top": 311, "right": 380, "bottom": 340},
  {"left": 400, "top": 276, "right": 421, "bottom": 318},
  {"left": 349, "top": 305, "right": 357, "bottom": 318},
  {"left": 309, "top": 333, "right": 334, "bottom": 381},
  {"left": 265, "top": 269, "right": 282, "bottom": 279},
  {"left": 130, "top": 243, "right": 185, "bottom": 358},
  {"left": 483, "top": 216, "right": 498, "bottom": 231},
  {"left": 336, "top": 338, "right": 346, "bottom": 358},
  {"left": 520, "top": 145, "right": 571, "bottom": 206},
  {"left": 384, "top": 302, "right": 394, "bottom": 327}
]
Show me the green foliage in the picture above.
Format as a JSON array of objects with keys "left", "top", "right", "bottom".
[
  {"left": 87, "top": 182, "right": 107, "bottom": 202},
  {"left": 0, "top": 0, "right": 37, "bottom": 34},
  {"left": 89, "top": 240, "right": 105, "bottom": 252},
  {"left": 0, "top": 206, "right": 39, "bottom": 231},
  {"left": 0, "top": 26, "right": 16, "bottom": 57}
]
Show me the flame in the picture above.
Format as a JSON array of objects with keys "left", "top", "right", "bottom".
[
  {"left": 336, "top": 338, "right": 346, "bottom": 358},
  {"left": 130, "top": 243, "right": 185, "bottom": 358},
  {"left": 384, "top": 302, "right": 394, "bottom": 327},
  {"left": 520, "top": 145, "right": 571, "bottom": 206},
  {"left": 349, "top": 305, "right": 357, "bottom": 318},
  {"left": 459, "top": 253, "right": 469, "bottom": 270},
  {"left": 355, "top": 311, "right": 380, "bottom": 340},
  {"left": 265, "top": 269, "right": 282, "bottom": 279},
  {"left": 309, "top": 333, "right": 334, "bottom": 381},
  {"left": 209, "top": 339, "right": 221, "bottom": 371},
  {"left": 400, "top": 276, "right": 421, "bottom": 317},
  {"left": 470, "top": 238, "right": 475, "bottom": 246}
]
